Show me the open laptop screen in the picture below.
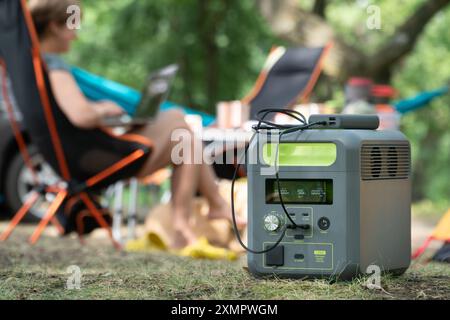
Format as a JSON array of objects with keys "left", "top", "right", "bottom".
[{"left": 135, "top": 64, "right": 179, "bottom": 119}]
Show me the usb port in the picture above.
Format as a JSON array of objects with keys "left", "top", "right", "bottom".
[{"left": 294, "top": 254, "right": 305, "bottom": 260}]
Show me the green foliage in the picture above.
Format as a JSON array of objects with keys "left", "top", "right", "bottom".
[
  {"left": 325, "top": 0, "right": 425, "bottom": 54},
  {"left": 68, "top": 0, "right": 274, "bottom": 112},
  {"left": 67, "top": 0, "right": 450, "bottom": 205},
  {"left": 309, "top": 0, "right": 450, "bottom": 204},
  {"left": 393, "top": 7, "right": 450, "bottom": 203}
]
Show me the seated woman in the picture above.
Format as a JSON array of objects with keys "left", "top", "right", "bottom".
[{"left": 28, "top": 0, "right": 245, "bottom": 248}]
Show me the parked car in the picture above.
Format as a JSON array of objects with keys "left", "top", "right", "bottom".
[{"left": 0, "top": 105, "right": 59, "bottom": 222}]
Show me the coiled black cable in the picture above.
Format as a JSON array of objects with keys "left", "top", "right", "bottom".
[{"left": 231, "top": 108, "right": 327, "bottom": 254}]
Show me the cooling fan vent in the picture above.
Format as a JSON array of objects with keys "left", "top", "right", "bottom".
[{"left": 361, "top": 144, "right": 410, "bottom": 180}]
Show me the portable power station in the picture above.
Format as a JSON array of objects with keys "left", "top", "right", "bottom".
[{"left": 246, "top": 115, "right": 412, "bottom": 279}]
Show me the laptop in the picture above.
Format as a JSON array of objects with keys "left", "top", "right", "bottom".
[{"left": 101, "top": 64, "right": 179, "bottom": 127}]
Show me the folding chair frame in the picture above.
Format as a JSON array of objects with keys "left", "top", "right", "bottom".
[
  {"left": 0, "top": 0, "right": 152, "bottom": 249},
  {"left": 241, "top": 42, "right": 333, "bottom": 112}
]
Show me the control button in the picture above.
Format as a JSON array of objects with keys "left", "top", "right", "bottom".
[
  {"left": 294, "top": 234, "right": 305, "bottom": 240},
  {"left": 294, "top": 254, "right": 305, "bottom": 260},
  {"left": 318, "top": 217, "right": 331, "bottom": 231},
  {"left": 265, "top": 245, "right": 284, "bottom": 266},
  {"left": 264, "top": 214, "right": 282, "bottom": 232}
]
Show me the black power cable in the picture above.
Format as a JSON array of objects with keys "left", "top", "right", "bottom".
[{"left": 231, "top": 108, "right": 327, "bottom": 254}]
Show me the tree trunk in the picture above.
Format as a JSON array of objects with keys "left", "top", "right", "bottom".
[
  {"left": 256, "top": 0, "right": 450, "bottom": 83},
  {"left": 368, "top": 0, "right": 450, "bottom": 82},
  {"left": 313, "top": 0, "right": 327, "bottom": 18},
  {"left": 197, "top": 0, "right": 230, "bottom": 109}
]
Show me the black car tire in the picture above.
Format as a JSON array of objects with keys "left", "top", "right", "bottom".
[{"left": 4, "top": 146, "right": 48, "bottom": 223}]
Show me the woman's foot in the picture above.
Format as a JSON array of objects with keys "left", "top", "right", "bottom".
[
  {"left": 172, "top": 220, "right": 197, "bottom": 249},
  {"left": 208, "top": 199, "right": 247, "bottom": 230}
]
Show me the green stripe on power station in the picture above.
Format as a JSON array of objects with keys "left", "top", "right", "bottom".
[{"left": 263, "top": 143, "right": 337, "bottom": 167}]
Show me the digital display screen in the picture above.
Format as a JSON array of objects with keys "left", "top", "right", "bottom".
[{"left": 265, "top": 179, "right": 333, "bottom": 204}]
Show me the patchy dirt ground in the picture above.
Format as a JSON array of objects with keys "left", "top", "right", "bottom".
[{"left": 0, "top": 218, "right": 449, "bottom": 300}]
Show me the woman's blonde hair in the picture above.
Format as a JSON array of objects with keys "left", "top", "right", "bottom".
[{"left": 28, "top": 0, "right": 81, "bottom": 38}]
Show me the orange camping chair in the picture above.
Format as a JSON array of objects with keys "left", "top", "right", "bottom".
[
  {"left": 241, "top": 43, "right": 332, "bottom": 120},
  {"left": 0, "top": 0, "right": 152, "bottom": 249},
  {"left": 211, "top": 43, "right": 332, "bottom": 180},
  {"left": 412, "top": 208, "right": 450, "bottom": 261}
]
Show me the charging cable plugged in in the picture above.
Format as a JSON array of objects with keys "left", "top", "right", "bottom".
[
  {"left": 231, "top": 108, "right": 326, "bottom": 255},
  {"left": 287, "top": 223, "right": 311, "bottom": 230}
]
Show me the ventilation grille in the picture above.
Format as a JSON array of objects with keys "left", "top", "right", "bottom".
[{"left": 361, "top": 144, "right": 410, "bottom": 180}]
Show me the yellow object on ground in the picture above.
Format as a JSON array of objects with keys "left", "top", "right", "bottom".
[
  {"left": 125, "top": 232, "right": 168, "bottom": 252},
  {"left": 431, "top": 208, "right": 450, "bottom": 240},
  {"left": 177, "top": 237, "right": 238, "bottom": 261},
  {"left": 126, "top": 232, "right": 239, "bottom": 261},
  {"left": 412, "top": 208, "right": 450, "bottom": 259},
  {"left": 126, "top": 179, "right": 247, "bottom": 261}
]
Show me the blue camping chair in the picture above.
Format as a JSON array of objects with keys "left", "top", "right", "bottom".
[
  {"left": 71, "top": 67, "right": 215, "bottom": 126},
  {"left": 394, "top": 86, "right": 449, "bottom": 114}
]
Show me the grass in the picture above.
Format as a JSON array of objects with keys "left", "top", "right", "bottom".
[
  {"left": 0, "top": 225, "right": 449, "bottom": 300},
  {"left": 412, "top": 200, "right": 450, "bottom": 221}
]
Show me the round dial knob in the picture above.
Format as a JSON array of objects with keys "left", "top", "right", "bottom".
[{"left": 264, "top": 214, "right": 282, "bottom": 232}]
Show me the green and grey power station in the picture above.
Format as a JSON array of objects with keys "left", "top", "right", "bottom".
[{"left": 247, "top": 115, "right": 411, "bottom": 279}]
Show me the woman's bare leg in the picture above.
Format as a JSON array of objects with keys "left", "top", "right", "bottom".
[
  {"left": 197, "top": 161, "right": 246, "bottom": 227},
  {"left": 169, "top": 143, "right": 201, "bottom": 248},
  {"left": 132, "top": 110, "right": 197, "bottom": 247},
  {"left": 131, "top": 110, "right": 245, "bottom": 246}
]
